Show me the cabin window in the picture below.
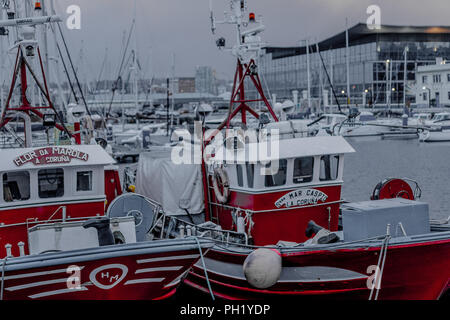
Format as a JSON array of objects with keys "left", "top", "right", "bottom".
[
  {"left": 236, "top": 165, "right": 244, "bottom": 187},
  {"left": 77, "top": 171, "right": 93, "bottom": 191},
  {"left": 246, "top": 164, "right": 254, "bottom": 188},
  {"left": 320, "top": 155, "right": 339, "bottom": 181},
  {"left": 38, "top": 169, "right": 64, "bottom": 198},
  {"left": 264, "top": 159, "right": 287, "bottom": 187},
  {"left": 293, "top": 157, "right": 314, "bottom": 184},
  {"left": 3, "top": 171, "right": 30, "bottom": 202}
]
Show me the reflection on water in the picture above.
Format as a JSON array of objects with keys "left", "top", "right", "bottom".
[{"left": 343, "top": 136, "right": 450, "bottom": 219}]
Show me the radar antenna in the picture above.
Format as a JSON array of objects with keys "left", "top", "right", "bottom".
[{"left": 207, "top": 0, "right": 278, "bottom": 141}]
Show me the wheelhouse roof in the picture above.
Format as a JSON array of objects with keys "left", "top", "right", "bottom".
[
  {"left": 210, "top": 136, "right": 355, "bottom": 164},
  {"left": 0, "top": 144, "right": 115, "bottom": 171}
]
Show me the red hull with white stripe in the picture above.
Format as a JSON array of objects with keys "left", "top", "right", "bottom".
[
  {"left": 1, "top": 238, "right": 212, "bottom": 300},
  {"left": 185, "top": 236, "right": 450, "bottom": 300}
]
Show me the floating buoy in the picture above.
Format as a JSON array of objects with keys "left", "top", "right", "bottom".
[{"left": 243, "top": 248, "right": 282, "bottom": 289}]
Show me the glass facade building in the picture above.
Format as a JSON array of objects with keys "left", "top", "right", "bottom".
[{"left": 253, "top": 24, "right": 450, "bottom": 109}]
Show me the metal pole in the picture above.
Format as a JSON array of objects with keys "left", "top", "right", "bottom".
[
  {"left": 171, "top": 53, "right": 175, "bottom": 129},
  {"left": 166, "top": 78, "right": 169, "bottom": 136},
  {"left": 329, "top": 50, "right": 333, "bottom": 106},
  {"left": 316, "top": 42, "right": 323, "bottom": 113},
  {"left": 306, "top": 39, "right": 311, "bottom": 112},
  {"left": 403, "top": 47, "right": 408, "bottom": 108},
  {"left": 389, "top": 60, "right": 393, "bottom": 109},
  {"left": 40, "top": 0, "right": 50, "bottom": 83},
  {"left": 133, "top": 0, "right": 139, "bottom": 130},
  {"left": 0, "top": 11, "right": 4, "bottom": 111},
  {"left": 385, "top": 60, "right": 389, "bottom": 109},
  {"left": 345, "top": 18, "right": 350, "bottom": 106}
]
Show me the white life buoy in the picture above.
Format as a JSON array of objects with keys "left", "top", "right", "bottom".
[{"left": 212, "top": 167, "right": 229, "bottom": 204}]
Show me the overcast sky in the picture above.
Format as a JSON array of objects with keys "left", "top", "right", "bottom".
[{"left": 53, "top": 0, "right": 450, "bottom": 80}]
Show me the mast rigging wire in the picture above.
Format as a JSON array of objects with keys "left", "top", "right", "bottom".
[
  {"left": 56, "top": 22, "right": 91, "bottom": 116},
  {"left": 106, "top": 18, "right": 136, "bottom": 118}
]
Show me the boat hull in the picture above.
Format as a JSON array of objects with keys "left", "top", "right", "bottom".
[
  {"left": 1, "top": 238, "right": 212, "bottom": 300},
  {"left": 185, "top": 235, "right": 450, "bottom": 300},
  {"left": 419, "top": 130, "right": 450, "bottom": 142}
]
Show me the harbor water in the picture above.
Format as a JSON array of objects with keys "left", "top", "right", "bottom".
[{"left": 343, "top": 137, "right": 450, "bottom": 220}]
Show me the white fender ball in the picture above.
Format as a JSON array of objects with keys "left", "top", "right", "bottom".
[{"left": 243, "top": 248, "right": 282, "bottom": 289}]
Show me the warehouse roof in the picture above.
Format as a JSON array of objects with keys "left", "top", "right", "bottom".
[{"left": 265, "top": 23, "right": 450, "bottom": 59}]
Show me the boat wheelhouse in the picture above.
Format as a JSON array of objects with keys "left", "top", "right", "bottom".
[
  {"left": 0, "top": 144, "right": 120, "bottom": 257},
  {"left": 208, "top": 136, "right": 354, "bottom": 245}
]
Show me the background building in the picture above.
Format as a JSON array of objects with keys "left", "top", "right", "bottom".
[
  {"left": 177, "top": 77, "right": 196, "bottom": 93},
  {"left": 255, "top": 23, "right": 450, "bottom": 111},
  {"left": 195, "top": 66, "right": 217, "bottom": 95},
  {"left": 414, "top": 58, "right": 450, "bottom": 108}
]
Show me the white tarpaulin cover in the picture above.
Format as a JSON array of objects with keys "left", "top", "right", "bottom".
[{"left": 136, "top": 150, "right": 204, "bottom": 216}]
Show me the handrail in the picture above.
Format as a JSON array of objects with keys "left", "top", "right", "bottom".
[
  {"left": 209, "top": 199, "right": 345, "bottom": 214},
  {"left": 45, "top": 206, "right": 67, "bottom": 223},
  {"left": 157, "top": 214, "right": 248, "bottom": 246}
]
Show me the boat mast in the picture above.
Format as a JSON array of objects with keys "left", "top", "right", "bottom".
[
  {"left": 0, "top": 9, "right": 72, "bottom": 145},
  {"left": 34, "top": 0, "right": 50, "bottom": 85},
  {"left": 207, "top": 0, "right": 278, "bottom": 140},
  {"left": 133, "top": 0, "right": 139, "bottom": 129},
  {"left": 202, "top": 0, "right": 279, "bottom": 221},
  {"left": 171, "top": 52, "right": 175, "bottom": 133},
  {"left": 306, "top": 38, "right": 311, "bottom": 112},
  {"left": 345, "top": 18, "right": 350, "bottom": 107},
  {"left": 403, "top": 46, "right": 408, "bottom": 108},
  {"left": 0, "top": 2, "right": 5, "bottom": 110}
]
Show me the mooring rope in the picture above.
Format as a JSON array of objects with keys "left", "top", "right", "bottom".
[
  {"left": 192, "top": 237, "right": 215, "bottom": 301},
  {"left": 369, "top": 232, "right": 391, "bottom": 300}
]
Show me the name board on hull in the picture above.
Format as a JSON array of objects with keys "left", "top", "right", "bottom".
[
  {"left": 275, "top": 188, "right": 328, "bottom": 208},
  {"left": 13, "top": 147, "right": 89, "bottom": 166}
]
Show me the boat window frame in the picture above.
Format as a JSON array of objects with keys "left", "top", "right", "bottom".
[
  {"left": 236, "top": 164, "right": 244, "bottom": 187},
  {"left": 319, "top": 154, "right": 340, "bottom": 182},
  {"left": 38, "top": 168, "right": 65, "bottom": 199},
  {"left": 292, "top": 156, "right": 314, "bottom": 184},
  {"left": 245, "top": 163, "right": 255, "bottom": 188},
  {"left": 76, "top": 170, "right": 94, "bottom": 193},
  {"left": 2, "top": 171, "right": 31, "bottom": 202},
  {"left": 264, "top": 159, "right": 288, "bottom": 187}
]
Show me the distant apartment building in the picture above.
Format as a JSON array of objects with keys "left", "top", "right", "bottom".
[
  {"left": 415, "top": 58, "right": 450, "bottom": 108},
  {"left": 177, "top": 77, "right": 196, "bottom": 93},
  {"left": 195, "top": 66, "right": 217, "bottom": 95}
]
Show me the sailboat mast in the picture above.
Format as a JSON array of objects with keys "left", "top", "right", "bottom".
[
  {"left": 0, "top": 5, "right": 4, "bottom": 111},
  {"left": 133, "top": 0, "right": 139, "bottom": 129},
  {"left": 171, "top": 53, "right": 175, "bottom": 133},
  {"left": 345, "top": 18, "right": 350, "bottom": 106}
]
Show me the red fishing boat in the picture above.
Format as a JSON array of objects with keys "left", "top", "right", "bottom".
[
  {"left": 131, "top": 0, "right": 450, "bottom": 300},
  {"left": 0, "top": 11, "right": 212, "bottom": 300}
]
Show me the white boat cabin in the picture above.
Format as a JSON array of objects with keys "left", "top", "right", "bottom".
[
  {"left": 213, "top": 136, "right": 355, "bottom": 192},
  {"left": 0, "top": 145, "right": 114, "bottom": 210}
]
